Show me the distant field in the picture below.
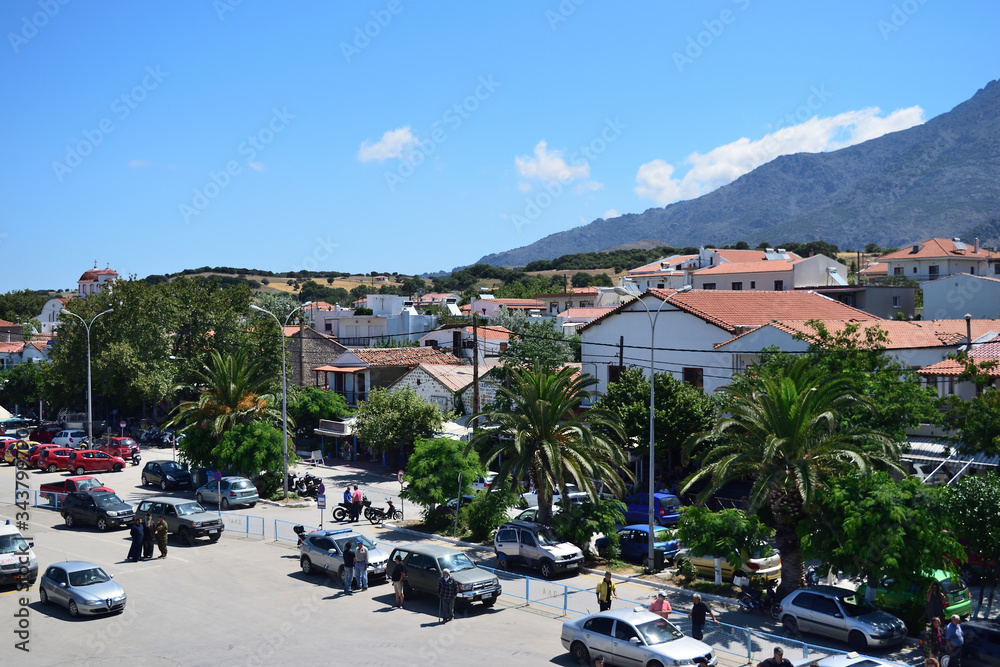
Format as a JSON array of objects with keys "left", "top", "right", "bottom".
[
  {"left": 185, "top": 272, "right": 400, "bottom": 293},
  {"left": 524, "top": 268, "right": 627, "bottom": 280}
]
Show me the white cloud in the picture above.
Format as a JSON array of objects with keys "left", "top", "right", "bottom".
[
  {"left": 603, "top": 209, "right": 620, "bottom": 219},
  {"left": 517, "top": 181, "right": 533, "bottom": 193},
  {"left": 247, "top": 161, "right": 266, "bottom": 172},
  {"left": 576, "top": 180, "right": 603, "bottom": 194},
  {"left": 357, "top": 126, "right": 416, "bottom": 163},
  {"left": 634, "top": 106, "right": 925, "bottom": 206},
  {"left": 129, "top": 159, "right": 153, "bottom": 168},
  {"left": 515, "top": 140, "right": 589, "bottom": 184}
]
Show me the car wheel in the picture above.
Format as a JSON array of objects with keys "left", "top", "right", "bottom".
[
  {"left": 96, "top": 518, "right": 109, "bottom": 531},
  {"left": 75, "top": 466, "right": 85, "bottom": 475},
  {"left": 782, "top": 616, "right": 798, "bottom": 635},
  {"left": 338, "top": 565, "right": 348, "bottom": 584},
  {"left": 403, "top": 579, "right": 416, "bottom": 598},
  {"left": 221, "top": 497, "right": 230, "bottom": 510},
  {"left": 142, "top": 475, "right": 149, "bottom": 486},
  {"left": 848, "top": 630, "right": 868, "bottom": 652},
  {"left": 482, "top": 596, "right": 497, "bottom": 607},
  {"left": 48, "top": 464, "right": 57, "bottom": 473},
  {"left": 647, "top": 662, "right": 665, "bottom": 667},
  {"left": 160, "top": 480, "right": 168, "bottom": 492},
  {"left": 39, "top": 587, "right": 49, "bottom": 605},
  {"left": 209, "top": 532, "right": 221, "bottom": 543},
  {"left": 179, "top": 527, "right": 193, "bottom": 546},
  {"left": 300, "top": 556, "right": 314, "bottom": 575},
  {"left": 64, "top": 513, "right": 74, "bottom": 527},
  {"left": 941, "top": 655, "right": 951, "bottom": 667},
  {"left": 248, "top": 502, "right": 256, "bottom": 508},
  {"left": 196, "top": 493, "right": 204, "bottom": 504},
  {"left": 68, "top": 600, "right": 80, "bottom": 617},
  {"left": 539, "top": 558, "right": 556, "bottom": 579},
  {"left": 570, "top": 641, "right": 590, "bottom": 665},
  {"left": 112, "top": 463, "right": 122, "bottom": 472}
]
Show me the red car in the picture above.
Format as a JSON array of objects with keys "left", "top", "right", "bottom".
[
  {"left": 29, "top": 423, "right": 61, "bottom": 443},
  {"left": 93, "top": 437, "right": 141, "bottom": 465},
  {"left": 38, "top": 447, "right": 74, "bottom": 472},
  {"left": 66, "top": 449, "right": 126, "bottom": 474},
  {"left": 25, "top": 444, "right": 62, "bottom": 469}
]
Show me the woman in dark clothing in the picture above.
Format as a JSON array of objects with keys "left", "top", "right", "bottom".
[
  {"left": 127, "top": 517, "right": 144, "bottom": 562},
  {"left": 142, "top": 514, "right": 155, "bottom": 559}
]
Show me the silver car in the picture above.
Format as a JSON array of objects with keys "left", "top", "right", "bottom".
[
  {"left": 298, "top": 528, "right": 389, "bottom": 585},
  {"left": 39, "top": 561, "right": 126, "bottom": 617},
  {"left": 561, "top": 608, "right": 717, "bottom": 667},
  {"left": 779, "top": 586, "right": 907, "bottom": 651},
  {"left": 195, "top": 476, "right": 259, "bottom": 509}
]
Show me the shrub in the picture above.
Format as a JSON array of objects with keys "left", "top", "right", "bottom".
[
  {"left": 550, "top": 498, "right": 625, "bottom": 557},
  {"left": 466, "top": 490, "right": 519, "bottom": 543}
]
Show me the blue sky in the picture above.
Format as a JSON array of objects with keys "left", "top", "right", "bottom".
[{"left": 1, "top": 1, "right": 997, "bottom": 292}]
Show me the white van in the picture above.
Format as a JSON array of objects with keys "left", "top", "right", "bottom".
[{"left": 0, "top": 520, "right": 38, "bottom": 587}]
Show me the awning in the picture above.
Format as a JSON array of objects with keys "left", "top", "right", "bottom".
[
  {"left": 902, "top": 436, "right": 1000, "bottom": 468},
  {"left": 312, "top": 365, "right": 364, "bottom": 373}
]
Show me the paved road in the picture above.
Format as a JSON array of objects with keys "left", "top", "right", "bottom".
[{"left": 0, "top": 455, "right": 952, "bottom": 665}]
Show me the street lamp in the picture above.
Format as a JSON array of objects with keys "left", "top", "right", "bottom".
[
  {"left": 250, "top": 301, "right": 313, "bottom": 499},
  {"left": 60, "top": 306, "right": 115, "bottom": 444},
  {"left": 613, "top": 284, "right": 692, "bottom": 571}
]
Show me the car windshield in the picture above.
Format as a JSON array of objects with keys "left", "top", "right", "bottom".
[
  {"left": 69, "top": 567, "right": 111, "bottom": 587},
  {"left": 96, "top": 494, "right": 124, "bottom": 508},
  {"left": 635, "top": 618, "right": 684, "bottom": 645},
  {"left": 437, "top": 553, "right": 476, "bottom": 572},
  {"left": 119, "top": 439, "right": 137, "bottom": 447},
  {"left": 660, "top": 498, "right": 681, "bottom": 510},
  {"left": 0, "top": 534, "right": 28, "bottom": 552},
  {"left": 535, "top": 528, "right": 564, "bottom": 546},
  {"left": 335, "top": 536, "right": 374, "bottom": 551},
  {"left": 839, "top": 594, "right": 876, "bottom": 617},
  {"left": 77, "top": 479, "right": 102, "bottom": 491},
  {"left": 940, "top": 577, "right": 967, "bottom": 594},
  {"left": 230, "top": 480, "right": 253, "bottom": 490},
  {"left": 176, "top": 502, "right": 204, "bottom": 516},
  {"left": 161, "top": 462, "right": 183, "bottom": 473}
]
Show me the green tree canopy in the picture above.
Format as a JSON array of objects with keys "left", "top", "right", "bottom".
[
  {"left": 401, "top": 437, "right": 483, "bottom": 510},
  {"left": 676, "top": 507, "right": 774, "bottom": 585},
  {"left": 0, "top": 362, "right": 43, "bottom": 411},
  {"left": 352, "top": 387, "right": 448, "bottom": 466},
  {"left": 287, "top": 386, "right": 349, "bottom": 431},
  {"left": 0, "top": 289, "right": 47, "bottom": 325},
  {"left": 943, "top": 472, "right": 1000, "bottom": 616},
  {"left": 491, "top": 310, "right": 577, "bottom": 371}
]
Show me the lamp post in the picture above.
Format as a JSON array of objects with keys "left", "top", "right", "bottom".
[
  {"left": 250, "top": 301, "right": 312, "bottom": 499},
  {"left": 60, "top": 306, "right": 115, "bottom": 444},
  {"left": 613, "top": 284, "right": 691, "bottom": 571}
]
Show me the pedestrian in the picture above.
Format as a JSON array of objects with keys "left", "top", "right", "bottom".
[
  {"left": 155, "top": 516, "right": 168, "bottom": 559},
  {"left": 650, "top": 590, "right": 672, "bottom": 618},
  {"left": 593, "top": 655, "right": 605, "bottom": 667},
  {"left": 142, "top": 513, "right": 155, "bottom": 559},
  {"left": 355, "top": 539, "right": 369, "bottom": 591},
  {"left": 390, "top": 554, "right": 407, "bottom": 608},
  {"left": 126, "top": 517, "right": 143, "bottom": 562},
  {"left": 595, "top": 571, "right": 617, "bottom": 612},
  {"left": 926, "top": 581, "right": 948, "bottom": 622},
  {"left": 945, "top": 614, "right": 964, "bottom": 667},
  {"left": 342, "top": 486, "right": 352, "bottom": 519},
  {"left": 351, "top": 485, "right": 362, "bottom": 522},
  {"left": 924, "top": 616, "right": 945, "bottom": 658},
  {"left": 925, "top": 659, "right": 940, "bottom": 667},
  {"left": 438, "top": 568, "right": 459, "bottom": 622},
  {"left": 758, "top": 647, "right": 793, "bottom": 667},
  {"left": 688, "top": 593, "right": 717, "bottom": 640},
  {"left": 342, "top": 541, "right": 355, "bottom": 595}
]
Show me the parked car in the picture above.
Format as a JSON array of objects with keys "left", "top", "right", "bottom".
[
  {"left": 387, "top": 543, "right": 501, "bottom": 607},
  {"left": 66, "top": 449, "right": 126, "bottom": 475},
  {"left": 792, "top": 652, "right": 898, "bottom": 667},
  {"left": 521, "top": 487, "right": 590, "bottom": 508},
  {"left": 856, "top": 569, "right": 972, "bottom": 619},
  {"left": 596, "top": 525, "right": 680, "bottom": 566},
  {"left": 52, "top": 429, "right": 88, "bottom": 448},
  {"left": 495, "top": 520, "right": 584, "bottom": 579},
  {"left": 195, "top": 476, "right": 259, "bottom": 509},
  {"left": 622, "top": 492, "right": 683, "bottom": 527},
  {"left": 472, "top": 472, "right": 497, "bottom": 493},
  {"left": 434, "top": 495, "right": 476, "bottom": 514},
  {"left": 134, "top": 497, "right": 224, "bottom": 545},
  {"left": 61, "top": 491, "right": 135, "bottom": 531},
  {"left": 512, "top": 505, "right": 563, "bottom": 523},
  {"left": 942, "top": 619, "right": 1000, "bottom": 667},
  {"left": 778, "top": 585, "right": 908, "bottom": 651},
  {"left": 679, "top": 546, "right": 781, "bottom": 582},
  {"left": 93, "top": 437, "right": 141, "bottom": 465},
  {"left": 38, "top": 561, "right": 126, "bottom": 617},
  {"left": 0, "top": 521, "right": 38, "bottom": 586},
  {"left": 141, "top": 460, "right": 192, "bottom": 490},
  {"left": 24, "top": 444, "right": 62, "bottom": 469},
  {"left": 3, "top": 440, "right": 35, "bottom": 465},
  {"left": 38, "top": 447, "right": 73, "bottom": 472},
  {"left": 39, "top": 476, "right": 113, "bottom": 505},
  {"left": 298, "top": 527, "right": 390, "bottom": 585},
  {"left": 29, "top": 423, "right": 62, "bottom": 443},
  {"left": 561, "top": 608, "right": 717, "bottom": 667}
]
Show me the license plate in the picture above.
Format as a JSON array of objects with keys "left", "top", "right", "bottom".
[{"left": 208, "top": 529, "right": 218, "bottom": 534}]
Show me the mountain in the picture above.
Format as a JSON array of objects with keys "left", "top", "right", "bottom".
[{"left": 479, "top": 80, "right": 1000, "bottom": 266}]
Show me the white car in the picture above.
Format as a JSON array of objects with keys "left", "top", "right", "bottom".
[
  {"left": 520, "top": 488, "right": 589, "bottom": 508},
  {"left": 472, "top": 472, "right": 497, "bottom": 493},
  {"left": 792, "top": 652, "right": 897, "bottom": 667},
  {"left": 561, "top": 608, "right": 717, "bottom": 667},
  {"left": 52, "top": 429, "right": 87, "bottom": 449}
]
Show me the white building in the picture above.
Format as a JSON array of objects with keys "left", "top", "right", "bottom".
[
  {"left": 861, "top": 238, "right": 1000, "bottom": 284},
  {"left": 78, "top": 264, "right": 118, "bottom": 297},
  {"left": 418, "top": 324, "right": 511, "bottom": 363},
  {"left": 36, "top": 297, "right": 70, "bottom": 335},
  {"left": 921, "top": 273, "right": 1000, "bottom": 320}
]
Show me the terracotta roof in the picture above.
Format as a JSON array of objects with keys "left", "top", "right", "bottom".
[
  {"left": 918, "top": 335, "right": 1000, "bottom": 377},
  {"left": 0, "top": 342, "right": 25, "bottom": 353},
  {"left": 765, "top": 319, "right": 962, "bottom": 350},
  {"left": 876, "top": 238, "right": 1000, "bottom": 261},
  {"left": 416, "top": 364, "right": 482, "bottom": 392},
  {"left": 557, "top": 307, "right": 617, "bottom": 320},
  {"left": 693, "top": 259, "right": 799, "bottom": 276},
  {"left": 465, "top": 325, "right": 512, "bottom": 340},
  {"left": 79, "top": 268, "right": 118, "bottom": 282},
  {"left": 312, "top": 365, "right": 363, "bottom": 373},
  {"left": 0, "top": 319, "right": 18, "bottom": 327},
  {"left": 414, "top": 292, "right": 460, "bottom": 305},
  {"left": 860, "top": 262, "right": 888, "bottom": 275},
  {"left": 353, "top": 347, "right": 466, "bottom": 367},
  {"left": 282, "top": 326, "right": 300, "bottom": 337},
  {"left": 310, "top": 301, "right": 337, "bottom": 311}
]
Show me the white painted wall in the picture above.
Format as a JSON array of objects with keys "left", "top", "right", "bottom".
[{"left": 922, "top": 274, "right": 1000, "bottom": 320}]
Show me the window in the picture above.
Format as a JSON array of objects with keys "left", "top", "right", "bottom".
[
  {"left": 499, "top": 342, "right": 508, "bottom": 352},
  {"left": 731, "top": 282, "right": 743, "bottom": 290},
  {"left": 519, "top": 531, "right": 537, "bottom": 547},
  {"left": 994, "top": 264, "right": 1000, "bottom": 275},
  {"left": 928, "top": 265, "right": 940, "bottom": 278},
  {"left": 324, "top": 321, "right": 332, "bottom": 332},
  {"left": 682, "top": 367, "right": 704, "bottom": 388},
  {"left": 892, "top": 296, "right": 900, "bottom": 308},
  {"left": 550, "top": 302, "right": 558, "bottom": 313},
  {"left": 894, "top": 267, "right": 904, "bottom": 276},
  {"left": 703, "top": 283, "right": 716, "bottom": 290},
  {"left": 971, "top": 266, "right": 976, "bottom": 275},
  {"left": 583, "top": 617, "right": 615, "bottom": 635},
  {"left": 812, "top": 596, "right": 842, "bottom": 617},
  {"left": 496, "top": 528, "right": 517, "bottom": 543},
  {"left": 774, "top": 280, "right": 784, "bottom": 291},
  {"left": 656, "top": 283, "right": 665, "bottom": 289},
  {"left": 750, "top": 281, "right": 756, "bottom": 289},
  {"left": 614, "top": 621, "right": 640, "bottom": 641}
]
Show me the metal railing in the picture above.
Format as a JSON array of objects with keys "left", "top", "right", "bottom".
[{"left": 219, "top": 512, "right": 265, "bottom": 539}]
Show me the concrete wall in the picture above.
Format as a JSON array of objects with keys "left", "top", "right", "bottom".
[{"left": 922, "top": 274, "right": 1000, "bottom": 320}]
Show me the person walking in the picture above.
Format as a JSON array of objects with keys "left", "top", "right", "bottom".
[
  {"left": 342, "top": 486, "right": 352, "bottom": 520},
  {"left": 758, "top": 647, "right": 793, "bottom": 667},
  {"left": 390, "top": 554, "right": 407, "bottom": 608},
  {"left": 689, "top": 593, "right": 717, "bottom": 640},
  {"left": 126, "top": 517, "right": 144, "bottom": 562},
  {"left": 355, "top": 539, "right": 369, "bottom": 591},
  {"left": 926, "top": 582, "right": 948, "bottom": 622},
  {"left": 342, "top": 541, "right": 356, "bottom": 595},
  {"left": 438, "top": 569, "right": 459, "bottom": 621},
  {"left": 351, "top": 485, "right": 362, "bottom": 522},
  {"left": 155, "top": 516, "right": 169, "bottom": 559},
  {"left": 596, "top": 571, "right": 617, "bottom": 612},
  {"left": 650, "top": 591, "right": 672, "bottom": 618},
  {"left": 142, "top": 513, "right": 155, "bottom": 559},
  {"left": 945, "top": 614, "right": 964, "bottom": 667}
]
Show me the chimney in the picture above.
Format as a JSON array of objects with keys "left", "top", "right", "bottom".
[
  {"left": 966, "top": 313, "right": 973, "bottom": 352},
  {"left": 975, "top": 238, "right": 980, "bottom": 254}
]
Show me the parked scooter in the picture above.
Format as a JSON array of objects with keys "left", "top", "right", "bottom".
[
  {"left": 293, "top": 524, "right": 307, "bottom": 547},
  {"left": 738, "top": 581, "right": 781, "bottom": 619},
  {"left": 366, "top": 499, "right": 402, "bottom": 524}
]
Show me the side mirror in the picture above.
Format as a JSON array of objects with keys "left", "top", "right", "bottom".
[
  {"left": 629, "top": 637, "right": 642, "bottom": 645},
  {"left": 109, "top": 574, "right": 114, "bottom": 579},
  {"left": 328, "top": 548, "right": 338, "bottom": 554},
  {"left": 59, "top": 582, "right": 67, "bottom": 588}
]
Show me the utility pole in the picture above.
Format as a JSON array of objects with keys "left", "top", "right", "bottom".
[
  {"left": 472, "top": 314, "right": 480, "bottom": 429},
  {"left": 618, "top": 335, "right": 624, "bottom": 371}
]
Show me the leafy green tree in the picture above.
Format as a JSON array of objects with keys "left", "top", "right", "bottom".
[
  {"left": 592, "top": 273, "right": 613, "bottom": 287},
  {"left": 801, "top": 472, "right": 962, "bottom": 603},
  {"left": 941, "top": 391, "right": 1000, "bottom": 458},
  {"left": 0, "top": 362, "right": 43, "bottom": 412},
  {"left": 596, "top": 367, "right": 717, "bottom": 471},
  {"left": 287, "top": 386, "right": 349, "bottom": 437},
  {"left": 212, "top": 422, "right": 286, "bottom": 498},
  {"left": 491, "top": 310, "right": 576, "bottom": 371},
  {"left": 0, "top": 289, "right": 47, "bottom": 326},
  {"left": 943, "top": 472, "right": 1000, "bottom": 616},
  {"left": 551, "top": 498, "right": 626, "bottom": 558},
  {"left": 683, "top": 357, "right": 902, "bottom": 595},
  {"left": 571, "top": 272, "right": 593, "bottom": 288},
  {"left": 466, "top": 488, "right": 521, "bottom": 542},
  {"left": 469, "top": 363, "right": 632, "bottom": 525},
  {"left": 401, "top": 437, "right": 482, "bottom": 510},
  {"left": 676, "top": 507, "right": 774, "bottom": 585},
  {"left": 253, "top": 292, "right": 299, "bottom": 321},
  {"left": 353, "top": 387, "right": 448, "bottom": 467}
]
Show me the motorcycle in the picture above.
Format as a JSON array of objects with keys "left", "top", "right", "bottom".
[
  {"left": 366, "top": 499, "right": 402, "bottom": 524},
  {"left": 293, "top": 524, "right": 307, "bottom": 547},
  {"left": 738, "top": 582, "right": 781, "bottom": 620}
]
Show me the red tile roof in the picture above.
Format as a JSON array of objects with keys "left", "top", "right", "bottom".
[
  {"left": 765, "top": 319, "right": 962, "bottom": 350},
  {"left": 0, "top": 342, "right": 25, "bottom": 353},
  {"left": 557, "top": 307, "right": 617, "bottom": 319},
  {"left": 876, "top": 238, "right": 1000, "bottom": 261},
  {"left": 353, "top": 347, "right": 466, "bottom": 367},
  {"left": 0, "top": 319, "right": 18, "bottom": 327},
  {"left": 693, "top": 259, "right": 799, "bottom": 276},
  {"left": 466, "top": 325, "right": 512, "bottom": 340},
  {"left": 859, "top": 262, "right": 888, "bottom": 275},
  {"left": 79, "top": 268, "right": 119, "bottom": 281}
]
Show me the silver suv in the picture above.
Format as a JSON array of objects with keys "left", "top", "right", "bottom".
[
  {"left": 495, "top": 520, "right": 583, "bottom": 579},
  {"left": 779, "top": 585, "right": 907, "bottom": 651},
  {"left": 298, "top": 528, "right": 389, "bottom": 585}
]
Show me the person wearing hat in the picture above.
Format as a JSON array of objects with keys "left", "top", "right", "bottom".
[
  {"left": 354, "top": 539, "right": 369, "bottom": 591},
  {"left": 438, "top": 568, "right": 459, "bottom": 622},
  {"left": 758, "top": 647, "right": 793, "bottom": 667},
  {"left": 650, "top": 590, "right": 672, "bottom": 618}
]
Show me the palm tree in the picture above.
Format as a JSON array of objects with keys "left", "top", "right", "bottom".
[
  {"left": 468, "top": 362, "right": 632, "bottom": 525},
  {"left": 167, "top": 349, "right": 284, "bottom": 440},
  {"left": 682, "top": 357, "right": 901, "bottom": 595}
]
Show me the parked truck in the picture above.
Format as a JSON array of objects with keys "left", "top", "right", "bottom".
[{"left": 38, "top": 476, "right": 113, "bottom": 506}]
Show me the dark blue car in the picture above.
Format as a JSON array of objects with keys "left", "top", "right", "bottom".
[
  {"left": 596, "top": 525, "right": 680, "bottom": 565},
  {"left": 623, "top": 493, "right": 683, "bottom": 526}
]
